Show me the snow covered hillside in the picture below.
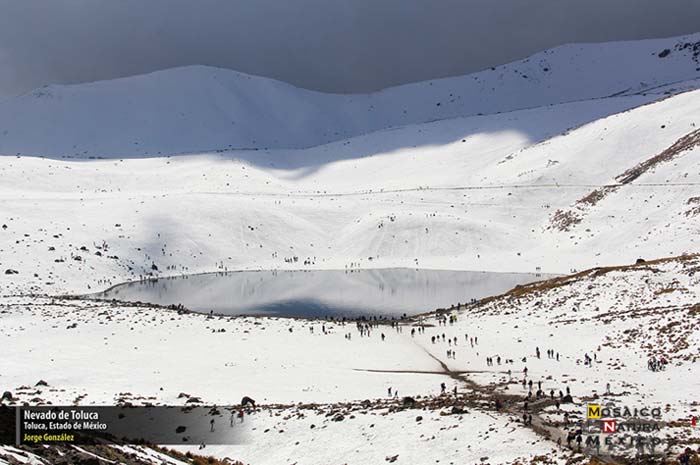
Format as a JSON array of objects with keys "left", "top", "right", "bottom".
[
  {"left": 1, "top": 84, "right": 699, "bottom": 295},
  {"left": 0, "top": 33, "right": 699, "bottom": 158},
  {"left": 1, "top": 32, "right": 700, "bottom": 465}
]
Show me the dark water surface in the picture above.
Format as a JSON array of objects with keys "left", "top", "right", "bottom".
[{"left": 93, "top": 268, "right": 548, "bottom": 318}]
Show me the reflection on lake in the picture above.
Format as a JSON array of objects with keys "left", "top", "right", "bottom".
[{"left": 92, "top": 268, "right": 548, "bottom": 318}]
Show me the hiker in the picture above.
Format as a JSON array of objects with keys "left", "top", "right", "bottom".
[
  {"left": 679, "top": 447, "right": 692, "bottom": 465},
  {"left": 523, "top": 366, "right": 528, "bottom": 376},
  {"left": 527, "top": 414, "right": 532, "bottom": 425},
  {"left": 566, "top": 431, "right": 574, "bottom": 447},
  {"left": 238, "top": 410, "right": 245, "bottom": 423},
  {"left": 441, "top": 382, "right": 446, "bottom": 394},
  {"left": 388, "top": 387, "right": 392, "bottom": 397}
]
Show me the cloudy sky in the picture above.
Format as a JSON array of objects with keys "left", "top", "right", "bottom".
[{"left": 1, "top": 0, "right": 699, "bottom": 98}]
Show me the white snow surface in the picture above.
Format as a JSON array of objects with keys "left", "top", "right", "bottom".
[
  {"left": 2, "top": 256, "right": 699, "bottom": 464},
  {"left": 0, "top": 33, "right": 699, "bottom": 157},
  {"left": 1, "top": 33, "right": 700, "bottom": 465},
  {"left": 1, "top": 86, "right": 700, "bottom": 295}
]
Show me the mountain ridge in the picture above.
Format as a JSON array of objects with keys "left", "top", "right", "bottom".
[{"left": 1, "top": 33, "right": 699, "bottom": 158}]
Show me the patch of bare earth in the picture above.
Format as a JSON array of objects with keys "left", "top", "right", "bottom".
[{"left": 549, "top": 128, "right": 700, "bottom": 231}]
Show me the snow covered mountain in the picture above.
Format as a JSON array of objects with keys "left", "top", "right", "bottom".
[
  {"left": 1, "top": 83, "right": 699, "bottom": 295},
  {"left": 0, "top": 33, "right": 699, "bottom": 158},
  {"left": 0, "top": 32, "right": 699, "bottom": 295},
  {"left": 2, "top": 32, "right": 700, "bottom": 465}
]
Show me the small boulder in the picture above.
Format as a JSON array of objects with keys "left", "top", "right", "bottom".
[{"left": 451, "top": 405, "right": 466, "bottom": 414}]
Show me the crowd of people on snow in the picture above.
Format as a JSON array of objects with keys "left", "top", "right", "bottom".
[{"left": 648, "top": 356, "right": 667, "bottom": 372}]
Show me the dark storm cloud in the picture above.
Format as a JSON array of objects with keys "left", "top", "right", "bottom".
[{"left": 1, "top": 0, "right": 699, "bottom": 98}]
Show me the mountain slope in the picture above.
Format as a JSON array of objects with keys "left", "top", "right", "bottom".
[
  {"left": 1, "top": 86, "right": 699, "bottom": 295},
  {"left": 0, "top": 33, "right": 699, "bottom": 158}
]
